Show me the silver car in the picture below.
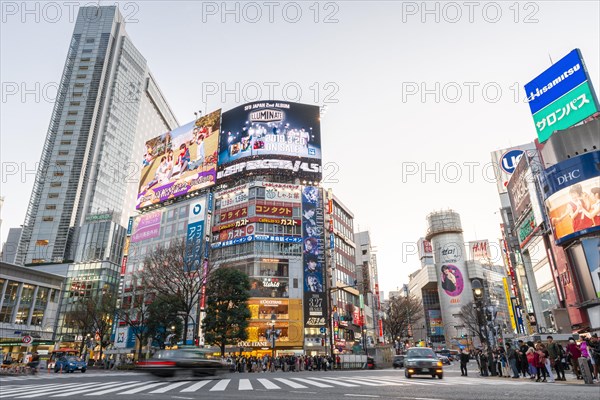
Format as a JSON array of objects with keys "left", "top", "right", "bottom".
[{"left": 404, "top": 347, "right": 444, "bottom": 379}]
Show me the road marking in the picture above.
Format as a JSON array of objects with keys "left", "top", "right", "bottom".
[
  {"left": 0, "top": 383, "right": 67, "bottom": 394},
  {"left": 49, "top": 382, "right": 123, "bottom": 397},
  {"left": 344, "top": 395, "right": 380, "bottom": 398},
  {"left": 170, "top": 397, "right": 193, "bottom": 400},
  {"left": 118, "top": 382, "right": 166, "bottom": 394},
  {"left": 335, "top": 377, "right": 383, "bottom": 386},
  {"left": 8, "top": 382, "right": 100, "bottom": 398},
  {"left": 309, "top": 377, "right": 359, "bottom": 387},
  {"left": 180, "top": 380, "right": 212, "bottom": 392},
  {"left": 289, "top": 377, "right": 333, "bottom": 388},
  {"left": 257, "top": 378, "right": 280, "bottom": 389},
  {"left": 149, "top": 381, "right": 191, "bottom": 394},
  {"left": 274, "top": 378, "right": 307, "bottom": 389},
  {"left": 209, "top": 379, "right": 230, "bottom": 391},
  {"left": 85, "top": 381, "right": 148, "bottom": 396},
  {"left": 349, "top": 378, "right": 403, "bottom": 386},
  {"left": 238, "top": 379, "right": 253, "bottom": 390}
]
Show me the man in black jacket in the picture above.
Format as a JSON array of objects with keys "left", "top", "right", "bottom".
[{"left": 460, "top": 350, "right": 470, "bottom": 376}]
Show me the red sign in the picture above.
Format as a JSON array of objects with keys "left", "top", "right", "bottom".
[
  {"left": 218, "top": 224, "right": 254, "bottom": 242},
  {"left": 120, "top": 256, "right": 128, "bottom": 276},
  {"left": 220, "top": 207, "right": 248, "bottom": 223},
  {"left": 255, "top": 204, "right": 293, "bottom": 217},
  {"left": 22, "top": 335, "right": 32, "bottom": 344}
]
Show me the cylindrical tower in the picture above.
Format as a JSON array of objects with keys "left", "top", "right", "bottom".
[{"left": 425, "top": 210, "right": 474, "bottom": 346}]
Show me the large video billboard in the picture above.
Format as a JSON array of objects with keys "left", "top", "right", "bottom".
[
  {"left": 302, "top": 186, "right": 327, "bottom": 328},
  {"left": 524, "top": 49, "right": 599, "bottom": 142},
  {"left": 217, "top": 101, "right": 322, "bottom": 181},
  {"left": 543, "top": 151, "right": 600, "bottom": 244},
  {"left": 136, "top": 110, "right": 221, "bottom": 209}
]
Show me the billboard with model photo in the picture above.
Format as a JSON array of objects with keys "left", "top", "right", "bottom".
[{"left": 136, "top": 110, "right": 221, "bottom": 209}]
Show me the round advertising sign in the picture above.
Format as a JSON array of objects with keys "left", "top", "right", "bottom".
[
  {"left": 500, "top": 149, "right": 524, "bottom": 174},
  {"left": 22, "top": 335, "right": 33, "bottom": 345},
  {"left": 440, "top": 264, "right": 464, "bottom": 297}
]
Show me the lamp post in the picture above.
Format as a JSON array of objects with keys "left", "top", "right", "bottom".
[
  {"left": 267, "top": 314, "right": 278, "bottom": 359},
  {"left": 472, "top": 279, "right": 488, "bottom": 348}
]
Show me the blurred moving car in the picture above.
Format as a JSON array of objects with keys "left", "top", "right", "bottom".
[
  {"left": 404, "top": 347, "right": 443, "bottom": 379},
  {"left": 136, "top": 349, "right": 228, "bottom": 378},
  {"left": 437, "top": 355, "right": 451, "bottom": 365},
  {"left": 366, "top": 356, "right": 376, "bottom": 369},
  {"left": 54, "top": 356, "right": 87, "bottom": 373},
  {"left": 392, "top": 355, "right": 405, "bottom": 369}
]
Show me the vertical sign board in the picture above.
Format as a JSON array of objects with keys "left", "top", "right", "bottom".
[
  {"left": 302, "top": 186, "right": 327, "bottom": 328},
  {"left": 186, "top": 197, "right": 207, "bottom": 271},
  {"left": 524, "top": 49, "right": 600, "bottom": 142},
  {"left": 502, "top": 277, "right": 517, "bottom": 331}
]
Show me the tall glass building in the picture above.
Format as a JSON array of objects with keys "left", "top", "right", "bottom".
[{"left": 16, "top": 6, "right": 178, "bottom": 266}]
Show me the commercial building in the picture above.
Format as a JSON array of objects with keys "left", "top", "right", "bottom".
[
  {"left": 355, "top": 231, "right": 382, "bottom": 348},
  {"left": 0, "top": 262, "right": 65, "bottom": 361},
  {"left": 327, "top": 193, "right": 361, "bottom": 354},
  {"left": 16, "top": 5, "right": 177, "bottom": 267}
]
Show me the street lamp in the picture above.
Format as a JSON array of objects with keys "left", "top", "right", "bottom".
[{"left": 471, "top": 279, "right": 488, "bottom": 348}]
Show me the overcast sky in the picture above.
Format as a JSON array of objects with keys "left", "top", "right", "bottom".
[{"left": 1, "top": 1, "right": 599, "bottom": 296}]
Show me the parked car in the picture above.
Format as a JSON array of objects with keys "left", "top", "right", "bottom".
[
  {"left": 135, "top": 348, "right": 228, "bottom": 378},
  {"left": 393, "top": 355, "right": 405, "bottom": 369},
  {"left": 54, "top": 356, "right": 87, "bottom": 373},
  {"left": 404, "top": 347, "right": 444, "bottom": 379}
]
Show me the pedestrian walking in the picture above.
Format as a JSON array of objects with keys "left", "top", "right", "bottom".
[
  {"left": 566, "top": 337, "right": 583, "bottom": 379},
  {"left": 460, "top": 349, "right": 469, "bottom": 376},
  {"left": 547, "top": 336, "right": 566, "bottom": 381},
  {"left": 506, "top": 343, "right": 520, "bottom": 378}
]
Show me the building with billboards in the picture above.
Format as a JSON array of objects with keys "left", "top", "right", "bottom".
[
  {"left": 355, "top": 231, "right": 382, "bottom": 349},
  {"left": 209, "top": 100, "right": 325, "bottom": 355},
  {"left": 539, "top": 127, "right": 600, "bottom": 332}
]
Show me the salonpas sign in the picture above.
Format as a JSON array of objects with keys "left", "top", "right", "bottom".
[
  {"left": 524, "top": 49, "right": 600, "bottom": 143},
  {"left": 533, "top": 82, "right": 598, "bottom": 142}
]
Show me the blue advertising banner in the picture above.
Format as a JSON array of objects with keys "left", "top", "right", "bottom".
[
  {"left": 185, "top": 198, "right": 206, "bottom": 271},
  {"left": 543, "top": 151, "right": 600, "bottom": 197},
  {"left": 525, "top": 49, "right": 588, "bottom": 114}
]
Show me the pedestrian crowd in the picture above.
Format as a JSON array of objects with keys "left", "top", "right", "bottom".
[
  {"left": 460, "top": 334, "right": 600, "bottom": 383},
  {"left": 227, "top": 354, "right": 338, "bottom": 373}
]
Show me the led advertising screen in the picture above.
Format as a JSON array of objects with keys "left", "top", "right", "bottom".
[
  {"left": 136, "top": 109, "right": 221, "bottom": 209},
  {"left": 218, "top": 101, "right": 322, "bottom": 181},
  {"left": 544, "top": 151, "right": 600, "bottom": 244},
  {"left": 302, "top": 185, "right": 327, "bottom": 327}
]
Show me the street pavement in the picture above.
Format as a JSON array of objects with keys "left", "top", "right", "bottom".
[{"left": 1, "top": 364, "right": 598, "bottom": 400}]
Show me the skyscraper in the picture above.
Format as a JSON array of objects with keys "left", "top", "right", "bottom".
[{"left": 16, "top": 6, "right": 178, "bottom": 266}]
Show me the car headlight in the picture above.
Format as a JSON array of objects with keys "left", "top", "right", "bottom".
[{"left": 437, "top": 361, "right": 443, "bottom": 367}]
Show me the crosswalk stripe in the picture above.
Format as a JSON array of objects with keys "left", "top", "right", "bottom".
[
  {"left": 309, "top": 377, "right": 359, "bottom": 387},
  {"left": 335, "top": 378, "right": 382, "bottom": 386},
  {"left": 347, "top": 377, "right": 403, "bottom": 386},
  {"left": 1, "top": 383, "right": 94, "bottom": 398},
  {"left": 273, "top": 378, "right": 307, "bottom": 388},
  {"left": 1, "top": 383, "right": 67, "bottom": 394},
  {"left": 149, "top": 381, "right": 191, "bottom": 394},
  {"left": 257, "top": 378, "right": 280, "bottom": 389},
  {"left": 238, "top": 379, "right": 253, "bottom": 390},
  {"left": 85, "top": 381, "right": 149, "bottom": 395},
  {"left": 209, "top": 379, "right": 231, "bottom": 391},
  {"left": 49, "top": 382, "right": 122, "bottom": 397},
  {"left": 289, "top": 377, "right": 333, "bottom": 388},
  {"left": 180, "top": 380, "right": 212, "bottom": 392},
  {"left": 118, "top": 382, "right": 166, "bottom": 394},
  {"left": 9, "top": 382, "right": 101, "bottom": 398}
]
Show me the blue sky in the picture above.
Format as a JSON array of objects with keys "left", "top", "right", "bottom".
[{"left": 1, "top": 1, "right": 599, "bottom": 295}]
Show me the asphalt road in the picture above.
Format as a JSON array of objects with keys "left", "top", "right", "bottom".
[{"left": 1, "top": 363, "right": 597, "bottom": 400}]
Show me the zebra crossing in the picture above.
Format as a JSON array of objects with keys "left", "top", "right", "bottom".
[
  {"left": 0, "top": 375, "right": 538, "bottom": 397},
  {"left": 0, "top": 372, "right": 131, "bottom": 382}
]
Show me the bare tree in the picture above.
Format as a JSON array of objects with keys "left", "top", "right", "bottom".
[
  {"left": 142, "top": 238, "right": 213, "bottom": 344},
  {"left": 458, "top": 301, "right": 487, "bottom": 346},
  {"left": 116, "top": 272, "right": 153, "bottom": 360},
  {"left": 382, "top": 295, "right": 424, "bottom": 343}
]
